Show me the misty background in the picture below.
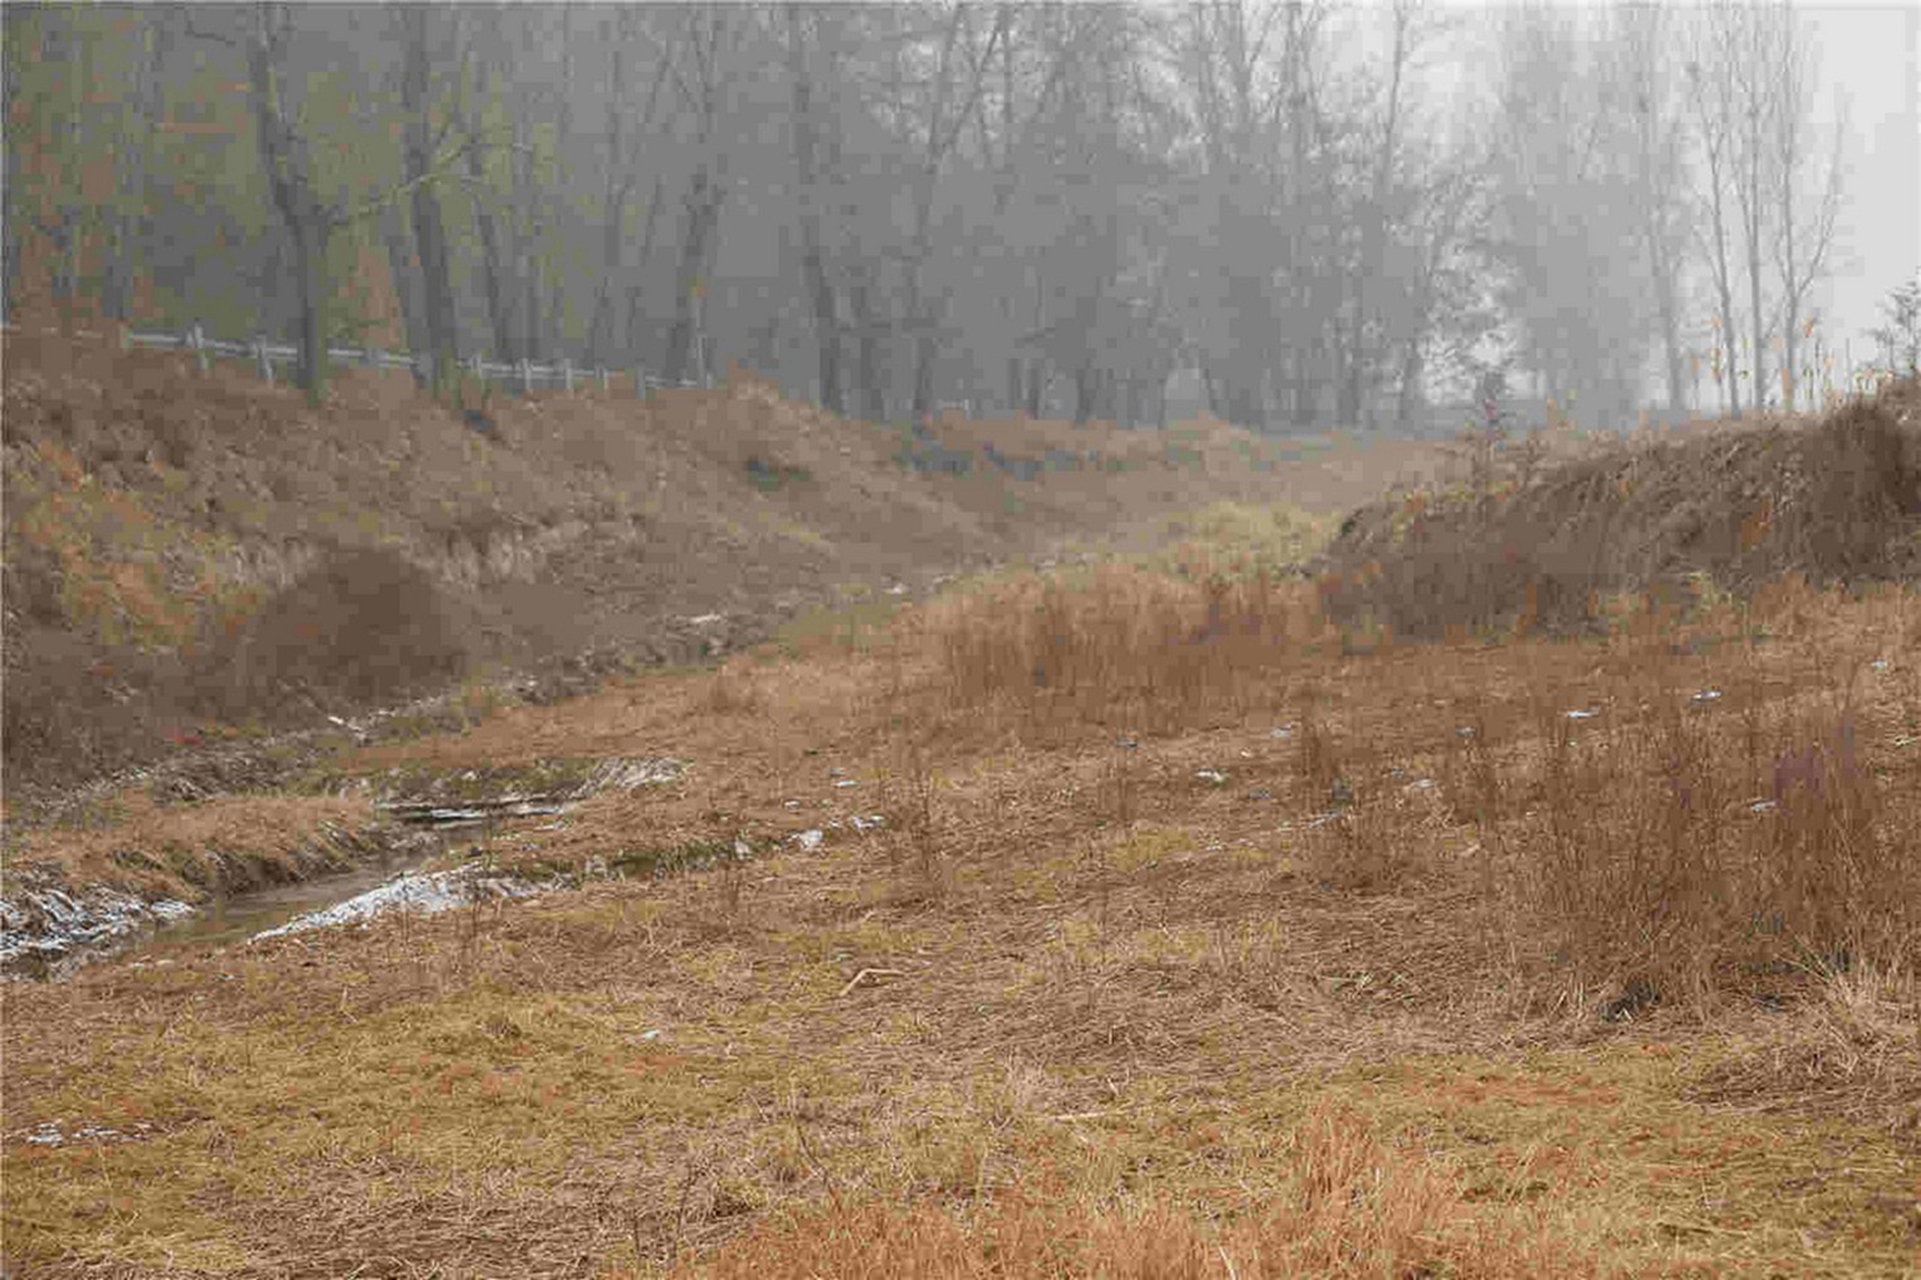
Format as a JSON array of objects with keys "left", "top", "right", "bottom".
[{"left": 6, "top": 1, "right": 1917, "bottom": 431}]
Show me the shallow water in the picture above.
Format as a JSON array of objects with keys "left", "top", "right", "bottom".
[
  {"left": 105, "top": 832, "right": 476, "bottom": 971},
  {"left": 153, "top": 848, "right": 444, "bottom": 951}
]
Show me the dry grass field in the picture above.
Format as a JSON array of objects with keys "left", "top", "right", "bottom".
[
  {"left": 5, "top": 361, "right": 1920, "bottom": 1276},
  {"left": 7, "top": 543, "right": 1920, "bottom": 1276}
]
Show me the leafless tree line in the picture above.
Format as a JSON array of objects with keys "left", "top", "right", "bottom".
[{"left": 4, "top": 1, "right": 1847, "bottom": 424}]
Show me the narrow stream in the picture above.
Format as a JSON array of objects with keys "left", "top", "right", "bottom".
[
  {"left": 147, "top": 843, "right": 448, "bottom": 953},
  {"left": 55, "top": 828, "right": 485, "bottom": 978}
]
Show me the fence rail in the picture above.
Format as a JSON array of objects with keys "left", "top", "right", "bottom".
[{"left": 2, "top": 321, "right": 708, "bottom": 397}]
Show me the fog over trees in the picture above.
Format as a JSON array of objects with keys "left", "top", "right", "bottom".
[{"left": 4, "top": 1, "right": 1855, "bottom": 426}]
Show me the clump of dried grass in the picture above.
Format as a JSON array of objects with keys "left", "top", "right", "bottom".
[
  {"left": 684, "top": 1103, "right": 1583, "bottom": 1279},
  {"left": 906, "top": 544, "right": 1919, "bottom": 1006},
  {"left": 912, "top": 563, "right": 1334, "bottom": 741},
  {"left": 1499, "top": 685, "right": 1915, "bottom": 1002}
]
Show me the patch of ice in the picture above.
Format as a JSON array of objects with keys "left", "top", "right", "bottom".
[
  {"left": 20, "top": 1119, "right": 153, "bottom": 1147},
  {"left": 1, "top": 885, "right": 200, "bottom": 972},
  {"left": 252, "top": 867, "right": 535, "bottom": 941},
  {"left": 578, "top": 757, "right": 687, "bottom": 794}
]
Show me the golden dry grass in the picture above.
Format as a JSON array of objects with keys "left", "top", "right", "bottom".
[
  {"left": 6, "top": 552, "right": 1920, "bottom": 1277},
  {"left": 7, "top": 791, "right": 379, "bottom": 898}
]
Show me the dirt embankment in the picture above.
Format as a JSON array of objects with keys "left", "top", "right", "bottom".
[
  {"left": 1320, "top": 378, "right": 1921, "bottom": 639},
  {"left": 2, "top": 330, "right": 1439, "bottom": 800}
]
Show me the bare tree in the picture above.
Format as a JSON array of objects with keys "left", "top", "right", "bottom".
[
  {"left": 1616, "top": 2, "right": 1696, "bottom": 413},
  {"left": 786, "top": 5, "right": 844, "bottom": 413},
  {"left": 1767, "top": 5, "right": 1843, "bottom": 410},
  {"left": 661, "top": 8, "right": 738, "bottom": 388},
  {"left": 394, "top": 4, "right": 459, "bottom": 396}
]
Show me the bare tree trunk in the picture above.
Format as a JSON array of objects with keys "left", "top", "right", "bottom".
[
  {"left": 461, "top": 39, "right": 514, "bottom": 363},
  {"left": 379, "top": 202, "right": 427, "bottom": 374},
  {"left": 398, "top": 4, "right": 457, "bottom": 396},
  {"left": 786, "top": 6, "right": 842, "bottom": 413},
  {"left": 246, "top": 3, "right": 334, "bottom": 406},
  {"left": 1691, "top": 49, "right": 1743, "bottom": 418},
  {"left": 850, "top": 272, "right": 887, "bottom": 421},
  {"left": 624, "top": 175, "right": 665, "bottom": 368},
  {"left": 662, "top": 167, "right": 724, "bottom": 387}
]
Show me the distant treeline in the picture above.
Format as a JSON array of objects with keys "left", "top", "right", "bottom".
[{"left": 3, "top": 2, "right": 1848, "bottom": 427}]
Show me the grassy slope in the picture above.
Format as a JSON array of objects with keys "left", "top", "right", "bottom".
[
  {"left": 7, "top": 355, "right": 1920, "bottom": 1276},
  {"left": 1, "top": 329, "right": 1426, "bottom": 803},
  {"left": 6, "top": 545, "right": 1919, "bottom": 1276}
]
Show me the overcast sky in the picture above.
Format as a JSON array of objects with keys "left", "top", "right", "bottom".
[{"left": 1803, "top": 3, "right": 1920, "bottom": 376}]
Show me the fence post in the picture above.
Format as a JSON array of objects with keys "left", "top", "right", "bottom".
[
  {"left": 189, "top": 322, "right": 208, "bottom": 373},
  {"left": 365, "top": 344, "right": 381, "bottom": 371},
  {"left": 418, "top": 351, "right": 434, "bottom": 392},
  {"left": 254, "top": 334, "right": 273, "bottom": 385},
  {"left": 561, "top": 356, "right": 574, "bottom": 394},
  {"left": 598, "top": 366, "right": 609, "bottom": 392},
  {"left": 470, "top": 352, "right": 484, "bottom": 389},
  {"left": 519, "top": 358, "right": 533, "bottom": 396},
  {"left": 634, "top": 364, "right": 646, "bottom": 399}
]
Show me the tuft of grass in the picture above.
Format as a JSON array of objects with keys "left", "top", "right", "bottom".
[
  {"left": 912, "top": 562, "right": 1336, "bottom": 741},
  {"left": 682, "top": 1102, "right": 1586, "bottom": 1280}
]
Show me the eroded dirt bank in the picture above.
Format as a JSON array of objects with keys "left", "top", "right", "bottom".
[{"left": 3, "top": 330, "right": 1450, "bottom": 971}]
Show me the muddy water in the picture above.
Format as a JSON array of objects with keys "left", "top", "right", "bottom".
[{"left": 131, "top": 831, "right": 470, "bottom": 962}]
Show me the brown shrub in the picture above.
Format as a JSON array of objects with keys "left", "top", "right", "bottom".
[
  {"left": 209, "top": 545, "right": 472, "bottom": 720},
  {"left": 1322, "top": 381, "right": 1921, "bottom": 639},
  {"left": 916, "top": 564, "right": 1333, "bottom": 740}
]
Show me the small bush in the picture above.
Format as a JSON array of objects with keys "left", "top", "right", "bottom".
[{"left": 209, "top": 546, "right": 472, "bottom": 720}]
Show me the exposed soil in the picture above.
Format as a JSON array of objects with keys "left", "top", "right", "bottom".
[{"left": 2, "top": 329, "right": 1443, "bottom": 809}]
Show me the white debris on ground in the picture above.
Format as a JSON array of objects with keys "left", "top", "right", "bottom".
[
  {"left": 574, "top": 756, "right": 687, "bottom": 795},
  {"left": 793, "top": 829, "right": 826, "bottom": 851},
  {"left": 19, "top": 1119, "right": 156, "bottom": 1147},
  {"left": 1195, "top": 769, "right": 1229, "bottom": 785},
  {"left": 1564, "top": 708, "right": 1601, "bottom": 720},
  {"left": 0, "top": 885, "right": 194, "bottom": 973},
  {"left": 850, "top": 814, "right": 885, "bottom": 832},
  {"left": 252, "top": 867, "right": 536, "bottom": 941},
  {"left": 1691, "top": 689, "right": 1724, "bottom": 704}
]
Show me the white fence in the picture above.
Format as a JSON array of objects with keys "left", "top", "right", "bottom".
[{"left": 2, "top": 320, "right": 708, "bottom": 396}]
